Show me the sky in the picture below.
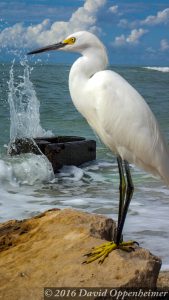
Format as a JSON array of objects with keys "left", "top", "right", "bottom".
[{"left": 0, "top": 0, "right": 169, "bottom": 65}]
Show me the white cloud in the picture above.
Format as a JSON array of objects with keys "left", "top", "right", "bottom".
[
  {"left": 118, "top": 19, "right": 129, "bottom": 28},
  {"left": 0, "top": 0, "right": 106, "bottom": 49},
  {"left": 146, "top": 47, "right": 156, "bottom": 54},
  {"left": 0, "top": 19, "right": 50, "bottom": 49},
  {"left": 118, "top": 8, "right": 169, "bottom": 29},
  {"left": 141, "top": 8, "right": 169, "bottom": 25},
  {"left": 113, "top": 28, "right": 148, "bottom": 47},
  {"left": 109, "top": 5, "right": 118, "bottom": 14},
  {"left": 113, "top": 34, "right": 126, "bottom": 46},
  {"left": 118, "top": 18, "right": 137, "bottom": 29},
  {"left": 160, "top": 39, "right": 169, "bottom": 51},
  {"left": 127, "top": 28, "right": 147, "bottom": 43}
]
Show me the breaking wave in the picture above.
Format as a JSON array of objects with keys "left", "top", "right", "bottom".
[{"left": 144, "top": 66, "right": 169, "bottom": 73}]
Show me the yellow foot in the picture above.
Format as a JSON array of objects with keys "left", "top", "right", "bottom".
[{"left": 83, "top": 240, "right": 139, "bottom": 264}]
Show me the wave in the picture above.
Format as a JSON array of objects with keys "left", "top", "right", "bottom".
[
  {"left": 0, "top": 154, "right": 54, "bottom": 186},
  {"left": 143, "top": 66, "right": 169, "bottom": 73}
]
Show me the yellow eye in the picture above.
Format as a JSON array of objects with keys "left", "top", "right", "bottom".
[
  {"left": 70, "top": 37, "right": 76, "bottom": 44},
  {"left": 63, "top": 37, "right": 76, "bottom": 45}
]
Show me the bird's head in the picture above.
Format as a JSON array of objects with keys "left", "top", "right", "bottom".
[{"left": 27, "top": 31, "right": 106, "bottom": 56}]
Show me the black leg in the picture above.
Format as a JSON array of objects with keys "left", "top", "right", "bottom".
[
  {"left": 124, "top": 160, "right": 134, "bottom": 206},
  {"left": 117, "top": 156, "right": 126, "bottom": 228},
  {"left": 115, "top": 160, "right": 134, "bottom": 245}
]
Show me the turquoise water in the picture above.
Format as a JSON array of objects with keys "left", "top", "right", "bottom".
[{"left": 0, "top": 61, "right": 169, "bottom": 269}]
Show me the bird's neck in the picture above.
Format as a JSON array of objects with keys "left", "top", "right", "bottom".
[
  {"left": 69, "top": 47, "right": 108, "bottom": 90},
  {"left": 68, "top": 46, "right": 108, "bottom": 118}
]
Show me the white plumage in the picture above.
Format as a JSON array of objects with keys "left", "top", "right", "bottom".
[
  {"left": 67, "top": 31, "right": 169, "bottom": 185},
  {"left": 28, "top": 30, "right": 169, "bottom": 184}
]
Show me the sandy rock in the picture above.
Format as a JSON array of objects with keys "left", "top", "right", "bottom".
[
  {"left": 0, "top": 209, "right": 161, "bottom": 300},
  {"left": 157, "top": 271, "right": 169, "bottom": 288}
]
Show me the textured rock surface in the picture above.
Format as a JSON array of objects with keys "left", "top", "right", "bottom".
[
  {"left": 0, "top": 209, "right": 161, "bottom": 300},
  {"left": 157, "top": 271, "right": 169, "bottom": 288},
  {"left": 8, "top": 137, "right": 41, "bottom": 155}
]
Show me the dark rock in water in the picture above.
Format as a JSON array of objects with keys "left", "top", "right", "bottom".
[
  {"left": 8, "top": 138, "right": 41, "bottom": 156},
  {"left": 8, "top": 136, "right": 96, "bottom": 173},
  {"left": 35, "top": 136, "right": 96, "bottom": 173}
]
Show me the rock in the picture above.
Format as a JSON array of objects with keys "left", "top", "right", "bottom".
[
  {"left": 40, "top": 137, "right": 96, "bottom": 173},
  {"left": 0, "top": 209, "right": 161, "bottom": 300},
  {"left": 157, "top": 271, "right": 169, "bottom": 288},
  {"left": 8, "top": 138, "right": 41, "bottom": 155},
  {"left": 8, "top": 136, "right": 96, "bottom": 173}
]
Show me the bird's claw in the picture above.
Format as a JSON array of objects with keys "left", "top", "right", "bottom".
[{"left": 82, "top": 240, "right": 139, "bottom": 264}]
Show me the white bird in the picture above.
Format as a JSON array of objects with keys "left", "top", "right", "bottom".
[{"left": 28, "top": 31, "right": 169, "bottom": 264}]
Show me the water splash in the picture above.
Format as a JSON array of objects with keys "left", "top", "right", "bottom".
[
  {"left": 8, "top": 58, "right": 53, "bottom": 140},
  {"left": 0, "top": 154, "right": 54, "bottom": 186},
  {"left": 6, "top": 58, "right": 55, "bottom": 185}
]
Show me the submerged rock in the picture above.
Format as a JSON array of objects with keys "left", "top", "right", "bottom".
[
  {"left": 8, "top": 136, "right": 96, "bottom": 173},
  {"left": 0, "top": 209, "right": 161, "bottom": 299},
  {"left": 8, "top": 138, "right": 41, "bottom": 155}
]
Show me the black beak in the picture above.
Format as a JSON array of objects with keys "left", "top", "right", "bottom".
[{"left": 27, "top": 42, "right": 67, "bottom": 55}]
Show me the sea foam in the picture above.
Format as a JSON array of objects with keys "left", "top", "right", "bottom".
[
  {"left": 0, "top": 154, "right": 54, "bottom": 186},
  {"left": 144, "top": 66, "right": 169, "bottom": 73}
]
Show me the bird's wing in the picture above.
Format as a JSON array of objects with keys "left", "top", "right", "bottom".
[{"left": 86, "top": 70, "right": 169, "bottom": 181}]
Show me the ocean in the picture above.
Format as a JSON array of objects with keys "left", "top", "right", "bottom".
[{"left": 0, "top": 61, "right": 169, "bottom": 269}]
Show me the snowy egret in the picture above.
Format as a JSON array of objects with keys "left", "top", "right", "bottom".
[{"left": 28, "top": 31, "right": 169, "bottom": 264}]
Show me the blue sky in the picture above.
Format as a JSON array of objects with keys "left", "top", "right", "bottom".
[{"left": 0, "top": 0, "right": 169, "bottom": 65}]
